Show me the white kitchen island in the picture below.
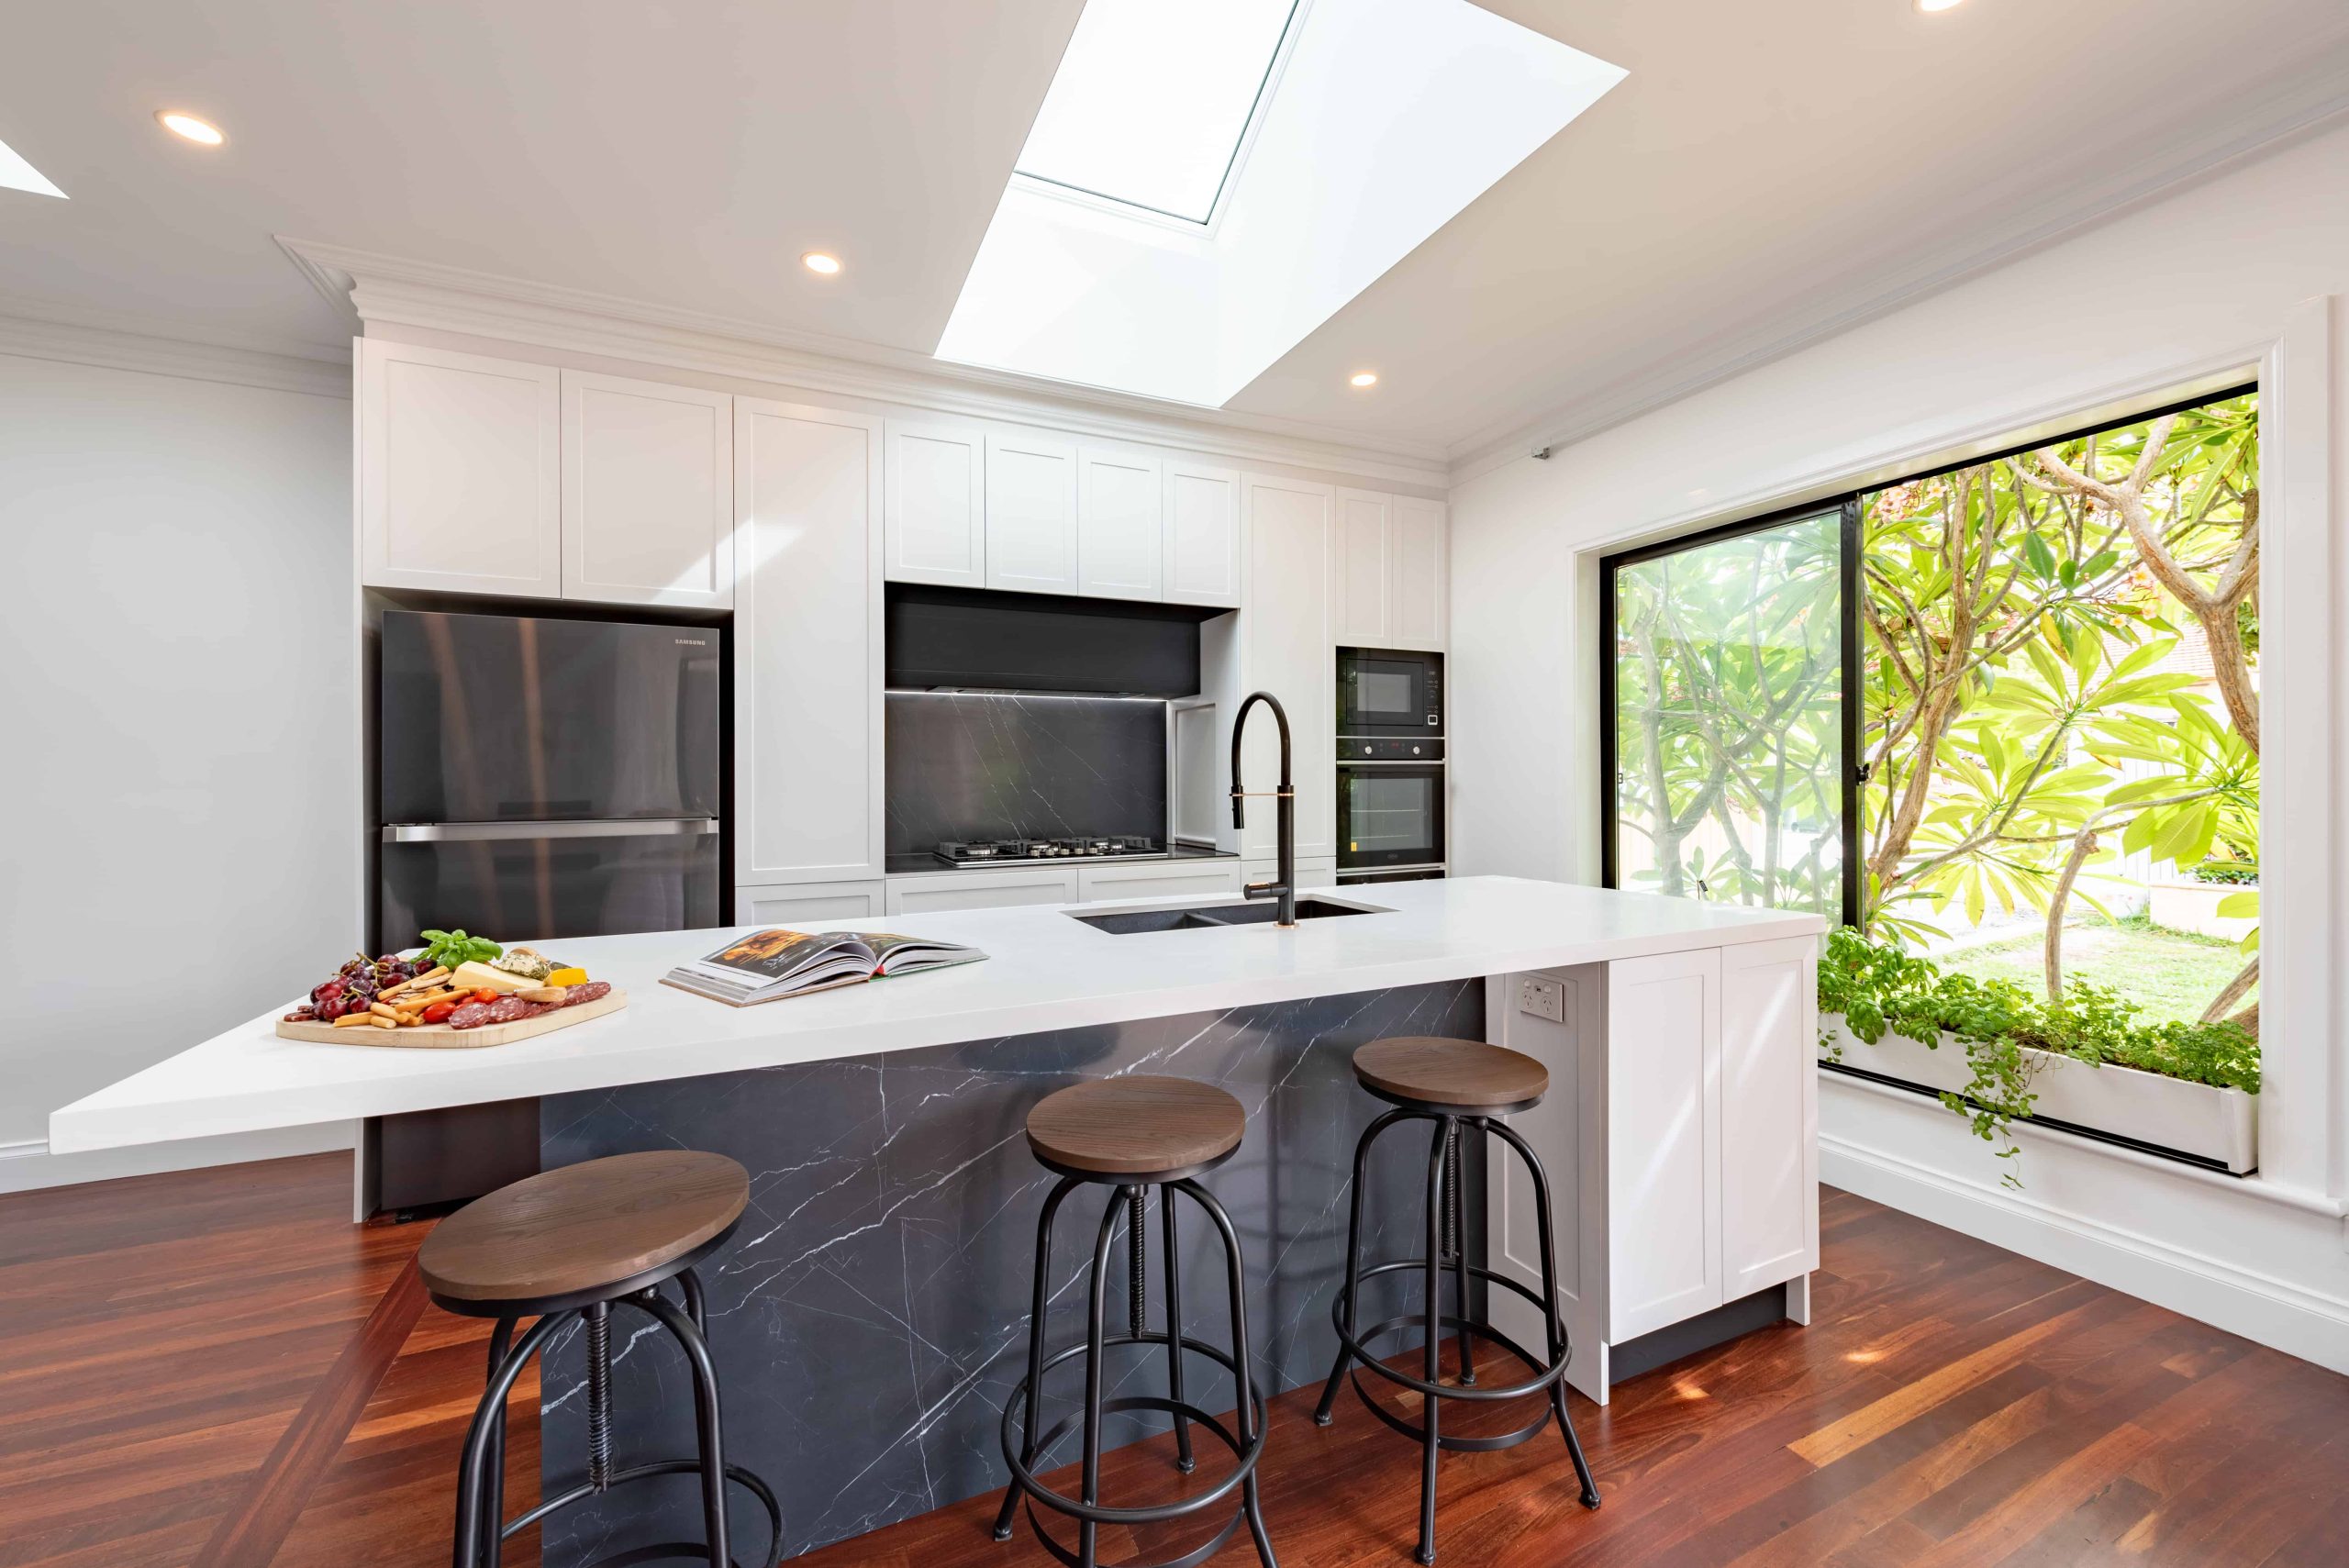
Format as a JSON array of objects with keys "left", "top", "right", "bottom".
[{"left": 51, "top": 876, "right": 1822, "bottom": 1563}]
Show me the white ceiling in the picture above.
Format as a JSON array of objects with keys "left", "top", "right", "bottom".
[{"left": 4, "top": 0, "right": 2346, "bottom": 471}]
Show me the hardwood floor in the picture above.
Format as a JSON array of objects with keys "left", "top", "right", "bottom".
[{"left": 2, "top": 1154, "right": 2343, "bottom": 1567}]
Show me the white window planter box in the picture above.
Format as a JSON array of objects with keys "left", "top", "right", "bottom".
[{"left": 1819, "top": 1015, "right": 2257, "bottom": 1174}]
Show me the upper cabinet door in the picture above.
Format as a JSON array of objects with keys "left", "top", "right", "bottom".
[
  {"left": 360, "top": 339, "right": 561, "bottom": 597},
  {"left": 1332, "top": 488, "right": 1393, "bottom": 646},
  {"left": 1162, "top": 458, "right": 1242, "bottom": 609},
  {"left": 736, "top": 398, "right": 885, "bottom": 885},
  {"left": 985, "top": 429, "right": 1081, "bottom": 595},
  {"left": 560, "top": 371, "right": 732, "bottom": 609},
  {"left": 885, "top": 418, "right": 985, "bottom": 586},
  {"left": 1241, "top": 474, "right": 1334, "bottom": 861},
  {"left": 1388, "top": 495, "right": 1448, "bottom": 651},
  {"left": 1077, "top": 445, "right": 1164, "bottom": 600}
]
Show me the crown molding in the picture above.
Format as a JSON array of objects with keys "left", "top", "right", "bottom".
[
  {"left": 0, "top": 298, "right": 349, "bottom": 400},
  {"left": 277, "top": 237, "right": 1450, "bottom": 488},
  {"left": 1444, "top": 85, "right": 2349, "bottom": 488}
]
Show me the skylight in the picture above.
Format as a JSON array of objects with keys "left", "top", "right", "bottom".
[
  {"left": 1015, "top": 0, "right": 1301, "bottom": 225},
  {"left": 0, "top": 133, "right": 66, "bottom": 199}
]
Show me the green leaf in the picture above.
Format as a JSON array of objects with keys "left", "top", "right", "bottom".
[
  {"left": 2023, "top": 533, "right": 2056, "bottom": 580},
  {"left": 2215, "top": 890, "right": 2261, "bottom": 918}
]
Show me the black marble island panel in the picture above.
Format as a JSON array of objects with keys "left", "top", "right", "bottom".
[{"left": 538, "top": 979, "right": 1485, "bottom": 1564}]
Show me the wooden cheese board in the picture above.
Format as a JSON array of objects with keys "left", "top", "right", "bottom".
[{"left": 275, "top": 987, "right": 629, "bottom": 1049}]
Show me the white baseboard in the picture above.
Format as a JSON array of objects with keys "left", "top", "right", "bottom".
[
  {"left": 0, "top": 1121, "right": 357, "bottom": 1195},
  {"left": 1820, "top": 1133, "right": 2349, "bottom": 1376}
]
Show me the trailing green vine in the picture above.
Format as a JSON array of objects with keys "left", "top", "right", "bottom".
[{"left": 1817, "top": 928, "right": 2259, "bottom": 1186}]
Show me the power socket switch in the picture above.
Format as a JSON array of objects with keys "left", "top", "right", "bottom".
[{"left": 1517, "top": 974, "right": 1564, "bottom": 1023}]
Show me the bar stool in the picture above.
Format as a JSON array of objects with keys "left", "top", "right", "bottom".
[
  {"left": 1312, "top": 1037, "right": 1600, "bottom": 1564},
  {"left": 994, "top": 1075, "right": 1278, "bottom": 1568},
  {"left": 418, "top": 1149, "right": 784, "bottom": 1568}
]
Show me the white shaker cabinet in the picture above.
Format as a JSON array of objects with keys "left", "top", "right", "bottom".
[
  {"left": 1239, "top": 475, "right": 1334, "bottom": 862},
  {"left": 1719, "top": 937, "right": 1820, "bottom": 1300},
  {"left": 1604, "top": 947, "right": 1725, "bottom": 1341},
  {"left": 359, "top": 339, "right": 562, "bottom": 597},
  {"left": 1331, "top": 488, "right": 1393, "bottom": 646},
  {"left": 885, "top": 867, "right": 1080, "bottom": 915},
  {"left": 738, "top": 880, "right": 887, "bottom": 926},
  {"left": 560, "top": 370, "right": 733, "bottom": 609},
  {"left": 1161, "top": 459, "right": 1242, "bottom": 609},
  {"left": 885, "top": 418, "right": 986, "bottom": 586},
  {"left": 1077, "top": 446, "right": 1164, "bottom": 600},
  {"left": 1075, "top": 860, "right": 1243, "bottom": 903},
  {"left": 985, "top": 430, "right": 1081, "bottom": 595},
  {"left": 1388, "top": 495, "right": 1448, "bottom": 650},
  {"left": 734, "top": 398, "right": 885, "bottom": 886}
]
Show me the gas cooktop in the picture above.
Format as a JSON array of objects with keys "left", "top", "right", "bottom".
[{"left": 935, "top": 836, "right": 1165, "bottom": 866}]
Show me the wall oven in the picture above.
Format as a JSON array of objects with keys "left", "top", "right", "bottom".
[
  {"left": 1336, "top": 758, "right": 1446, "bottom": 873},
  {"left": 1337, "top": 647, "right": 1442, "bottom": 738}
]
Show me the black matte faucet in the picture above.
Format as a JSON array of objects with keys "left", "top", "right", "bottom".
[{"left": 1230, "top": 691, "right": 1296, "bottom": 928}]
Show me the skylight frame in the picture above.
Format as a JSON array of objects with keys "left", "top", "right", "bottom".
[{"left": 1012, "top": 0, "right": 1312, "bottom": 234}]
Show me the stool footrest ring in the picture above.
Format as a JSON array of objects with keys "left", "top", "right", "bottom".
[
  {"left": 1327, "top": 1258, "right": 1572, "bottom": 1404},
  {"left": 507, "top": 1457, "right": 785, "bottom": 1568}
]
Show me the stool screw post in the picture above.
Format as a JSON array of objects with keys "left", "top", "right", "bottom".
[
  {"left": 584, "top": 1303, "right": 614, "bottom": 1494},
  {"left": 1128, "top": 1186, "right": 1148, "bottom": 1340}
]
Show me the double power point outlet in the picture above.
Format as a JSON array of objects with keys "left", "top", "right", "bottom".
[{"left": 1517, "top": 974, "right": 1564, "bottom": 1023}]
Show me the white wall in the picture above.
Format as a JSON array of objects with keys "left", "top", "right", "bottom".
[
  {"left": 0, "top": 346, "right": 359, "bottom": 1190},
  {"left": 1449, "top": 117, "right": 2349, "bottom": 1370}
]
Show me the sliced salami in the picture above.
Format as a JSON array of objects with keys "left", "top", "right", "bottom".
[
  {"left": 562, "top": 981, "right": 612, "bottom": 1006},
  {"left": 448, "top": 1001, "right": 495, "bottom": 1030},
  {"left": 484, "top": 995, "right": 532, "bottom": 1024}
]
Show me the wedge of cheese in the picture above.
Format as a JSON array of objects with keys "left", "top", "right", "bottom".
[{"left": 451, "top": 960, "right": 539, "bottom": 995}]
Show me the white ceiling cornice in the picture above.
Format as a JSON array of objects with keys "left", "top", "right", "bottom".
[
  {"left": 0, "top": 296, "right": 349, "bottom": 399},
  {"left": 1442, "top": 83, "right": 2349, "bottom": 488},
  {"left": 278, "top": 237, "right": 1452, "bottom": 488}
]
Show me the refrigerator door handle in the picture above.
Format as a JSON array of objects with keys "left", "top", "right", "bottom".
[{"left": 380, "top": 817, "right": 721, "bottom": 844}]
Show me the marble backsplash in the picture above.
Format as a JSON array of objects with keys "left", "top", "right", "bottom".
[{"left": 538, "top": 979, "right": 1486, "bottom": 1564}]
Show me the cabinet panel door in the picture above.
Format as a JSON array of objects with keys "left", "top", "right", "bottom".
[
  {"left": 561, "top": 371, "right": 732, "bottom": 608},
  {"left": 1389, "top": 496, "right": 1447, "bottom": 650},
  {"left": 1075, "top": 862, "right": 1242, "bottom": 904},
  {"left": 1077, "top": 446, "right": 1163, "bottom": 600},
  {"left": 1332, "top": 488, "right": 1392, "bottom": 646},
  {"left": 885, "top": 419, "right": 985, "bottom": 585},
  {"left": 361, "top": 339, "right": 561, "bottom": 597},
  {"left": 1604, "top": 948, "right": 1723, "bottom": 1340},
  {"left": 1162, "top": 459, "right": 1242, "bottom": 608},
  {"left": 985, "top": 430, "right": 1080, "bottom": 594},
  {"left": 1241, "top": 477, "right": 1333, "bottom": 860},
  {"left": 1720, "top": 937, "right": 1819, "bottom": 1299},
  {"left": 739, "top": 880, "right": 886, "bottom": 925},
  {"left": 736, "top": 399, "right": 885, "bottom": 884},
  {"left": 885, "top": 868, "right": 1079, "bottom": 915}
]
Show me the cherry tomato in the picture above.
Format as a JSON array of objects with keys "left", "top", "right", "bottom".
[
  {"left": 471, "top": 987, "right": 499, "bottom": 1004},
  {"left": 423, "top": 999, "right": 460, "bottom": 1024}
]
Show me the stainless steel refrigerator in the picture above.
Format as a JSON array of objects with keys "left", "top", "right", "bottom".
[{"left": 368, "top": 608, "right": 722, "bottom": 1214}]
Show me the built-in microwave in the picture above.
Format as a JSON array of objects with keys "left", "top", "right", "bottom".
[
  {"left": 1337, "top": 648, "right": 1442, "bottom": 740},
  {"left": 1336, "top": 761, "right": 1446, "bottom": 873}
]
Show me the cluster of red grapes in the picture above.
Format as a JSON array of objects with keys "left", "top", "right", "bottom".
[{"left": 290, "top": 953, "right": 423, "bottom": 1023}]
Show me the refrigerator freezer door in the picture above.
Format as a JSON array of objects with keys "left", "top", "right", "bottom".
[
  {"left": 379, "top": 827, "right": 721, "bottom": 946},
  {"left": 380, "top": 610, "right": 719, "bottom": 824}
]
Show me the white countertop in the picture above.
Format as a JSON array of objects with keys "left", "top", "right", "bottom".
[{"left": 48, "top": 877, "right": 1822, "bottom": 1153}]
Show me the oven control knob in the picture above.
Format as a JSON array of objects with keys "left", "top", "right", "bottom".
[
  {"left": 1362, "top": 745, "right": 1373, "bottom": 756},
  {"left": 1411, "top": 746, "right": 1421, "bottom": 756}
]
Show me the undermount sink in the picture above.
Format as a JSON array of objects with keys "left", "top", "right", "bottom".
[{"left": 1070, "top": 896, "right": 1389, "bottom": 935}]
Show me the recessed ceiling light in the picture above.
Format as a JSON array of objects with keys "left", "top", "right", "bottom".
[
  {"left": 1915, "top": 0, "right": 1967, "bottom": 12},
  {"left": 156, "top": 111, "right": 225, "bottom": 146},
  {"left": 801, "top": 251, "right": 842, "bottom": 276},
  {"left": 1349, "top": 372, "right": 1379, "bottom": 388}
]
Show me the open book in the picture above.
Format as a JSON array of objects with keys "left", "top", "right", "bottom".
[{"left": 661, "top": 928, "right": 987, "bottom": 1007}]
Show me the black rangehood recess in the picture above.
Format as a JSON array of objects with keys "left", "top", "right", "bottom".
[{"left": 885, "top": 584, "right": 1215, "bottom": 696}]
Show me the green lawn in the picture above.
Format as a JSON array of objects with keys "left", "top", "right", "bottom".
[{"left": 1941, "top": 915, "right": 2254, "bottom": 1027}]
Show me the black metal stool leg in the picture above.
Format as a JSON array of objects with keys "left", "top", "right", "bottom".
[
  {"left": 1486, "top": 1119, "right": 1601, "bottom": 1511},
  {"left": 1078, "top": 1186, "right": 1127, "bottom": 1568},
  {"left": 1316, "top": 1107, "right": 1414, "bottom": 1427},
  {"left": 1177, "top": 1179, "right": 1278, "bottom": 1568},
  {"left": 479, "top": 1317, "right": 517, "bottom": 1568},
  {"left": 996, "top": 1174, "right": 1079, "bottom": 1541},
  {"left": 635, "top": 1290, "right": 734, "bottom": 1566},
  {"left": 1160, "top": 1184, "right": 1196, "bottom": 1474},
  {"left": 451, "top": 1312, "right": 570, "bottom": 1568},
  {"left": 1445, "top": 1124, "right": 1475, "bottom": 1387},
  {"left": 1416, "top": 1118, "right": 1448, "bottom": 1565}
]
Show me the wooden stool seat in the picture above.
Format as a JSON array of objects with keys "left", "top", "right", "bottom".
[
  {"left": 1353, "top": 1036, "right": 1548, "bottom": 1111},
  {"left": 1025, "top": 1075, "right": 1245, "bottom": 1179},
  {"left": 419, "top": 1149, "right": 749, "bottom": 1309}
]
